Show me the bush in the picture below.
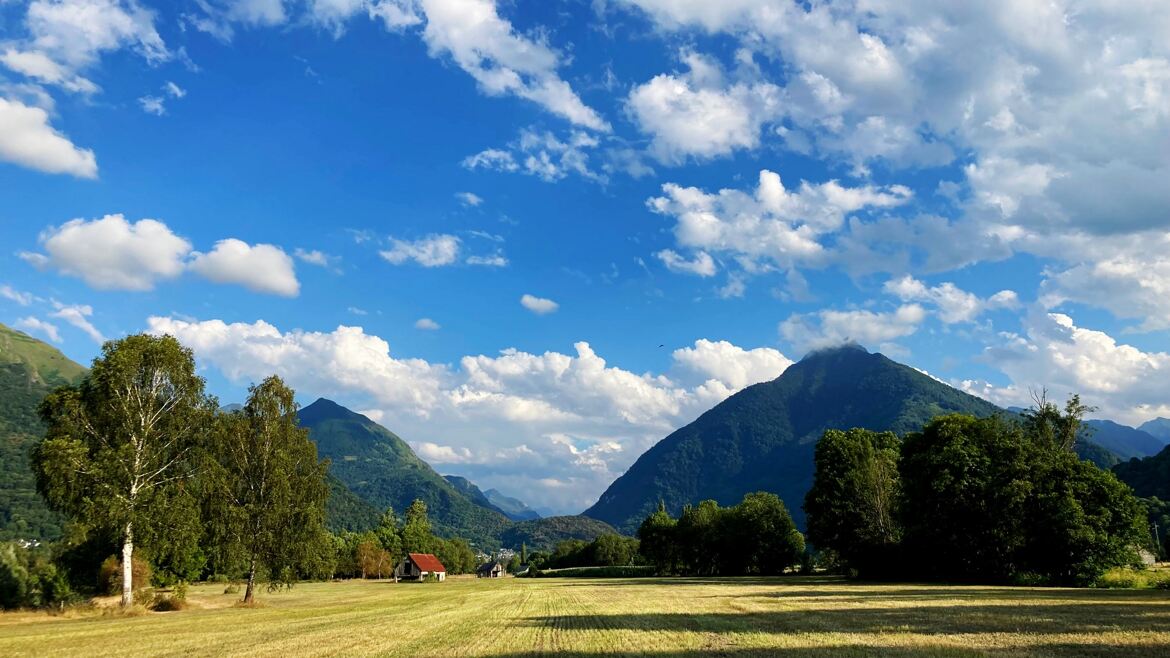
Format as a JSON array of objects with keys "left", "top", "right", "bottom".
[
  {"left": 172, "top": 580, "right": 188, "bottom": 601},
  {"left": 133, "top": 587, "right": 155, "bottom": 607},
  {"left": 1094, "top": 567, "right": 1170, "bottom": 589},
  {"left": 149, "top": 594, "right": 188, "bottom": 612},
  {"left": 98, "top": 555, "right": 152, "bottom": 595},
  {"left": 0, "top": 543, "right": 77, "bottom": 610},
  {"left": 223, "top": 584, "right": 240, "bottom": 595}
]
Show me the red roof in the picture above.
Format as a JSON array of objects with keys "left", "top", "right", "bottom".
[{"left": 408, "top": 553, "right": 446, "bottom": 572}]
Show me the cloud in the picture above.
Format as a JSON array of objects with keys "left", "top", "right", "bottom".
[
  {"left": 294, "top": 248, "right": 331, "bottom": 267},
  {"left": 188, "top": 239, "right": 300, "bottom": 297},
  {"left": 23, "top": 214, "right": 189, "bottom": 290},
  {"left": 0, "top": 285, "right": 35, "bottom": 306},
  {"left": 138, "top": 95, "right": 165, "bottom": 115},
  {"left": 455, "top": 191, "right": 483, "bottom": 207},
  {"left": 520, "top": 294, "right": 558, "bottom": 315},
  {"left": 463, "top": 128, "right": 607, "bottom": 183},
  {"left": 0, "top": 98, "right": 97, "bottom": 178},
  {"left": 14, "top": 316, "right": 61, "bottom": 343},
  {"left": 380, "top": 234, "right": 461, "bottom": 267},
  {"left": 465, "top": 253, "right": 508, "bottom": 267},
  {"left": 647, "top": 169, "right": 912, "bottom": 274},
  {"left": 654, "top": 249, "right": 716, "bottom": 277},
  {"left": 415, "top": 317, "right": 440, "bottom": 330},
  {"left": 883, "top": 275, "right": 1018, "bottom": 324},
  {"left": 780, "top": 304, "right": 927, "bottom": 354},
  {"left": 0, "top": 48, "right": 98, "bottom": 94},
  {"left": 147, "top": 315, "right": 792, "bottom": 512},
  {"left": 974, "top": 309, "right": 1170, "bottom": 425},
  {"left": 49, "top": 302, "right": 103, "bottom": 343},
  {"left": 626, "top": 51, "right": 781, "bottom": 163}
]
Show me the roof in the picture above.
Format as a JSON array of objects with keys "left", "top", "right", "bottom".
[
  {"left": 408, "top": 553, "right": 446, "bottom": 572},
  {"left": 477, "top": 562, "right": 503, "bottom": 573}
]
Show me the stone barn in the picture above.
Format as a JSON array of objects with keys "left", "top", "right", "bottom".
[{"left": 395, "top": 553, "right": 446, "bottom": 582}]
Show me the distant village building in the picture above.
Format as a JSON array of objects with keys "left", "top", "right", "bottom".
[
  {"left": 1138, "top": 548, "right": 1158, "bottom": 566},
  {"left": 395, "top": 553, "right": 446, "bottom": 582},
  {"left": 477, "top": 562, "right": 505, "bottom": 578}
]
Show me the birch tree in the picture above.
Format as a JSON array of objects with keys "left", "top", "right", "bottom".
[{"left": 32, "top": 334, "right": 213, "bottom": 607}]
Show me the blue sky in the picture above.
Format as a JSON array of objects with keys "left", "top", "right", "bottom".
[{"left": 3, "top": 0, "right": 1170, "bottom": 513}]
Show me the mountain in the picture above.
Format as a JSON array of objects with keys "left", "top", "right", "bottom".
[
  {"left": 1114, "top": 445, "right": 1170, "bottom": 499},
  {"left": 1083, "top": 419, "right": 1165, "bottom": 461},
  {"left": 442, "top": 475, "right": 507, "bottom": 514},
  {"left": 583, "top": 345, "right": 1014, "bottom": 534},
  {"left": 484, "top": 488, "right": 541, "bottom": 521},
  {"left": 1137, "top": 418, "right": 1170, "bottom": 445},
  {"left": 0, "top": 323, "right": 87, "bottom": 540},
  {"left": 297, "top": 398, "right": 510, "bottom": 547},
  {"left": 498, "top": 516, "right": 618, "bottom": 551}
]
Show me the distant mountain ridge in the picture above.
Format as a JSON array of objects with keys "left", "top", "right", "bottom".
[
  {"left": 1138, "top": 418, "right": 1170, "bottom": 444},
  {"left": 1083, "top": 419, "right": 1165, "bottom": 461},
  {"left": 485, "top": 488, "right": 541, "bottom": 521},
  {"left": 583, "top": 345, "right": 1119, "bottom": 534}
]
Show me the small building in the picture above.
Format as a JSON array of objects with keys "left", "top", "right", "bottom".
[
  {"left": 1138, "top": 548, "right": 1158, "bottom": 566},
  {"left": 395, "top": 553, "right": 446, "bottom": 582},
  {"left": 477, "top": 561, "right": 505, "bottom": 578}
]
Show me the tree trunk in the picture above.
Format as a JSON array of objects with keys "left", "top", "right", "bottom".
[
  {"left": 121, "top": 522, "right": 134, "bottom": 608},
  {"left": 244, "top": 556, "right": 257, "bottom": 604}
]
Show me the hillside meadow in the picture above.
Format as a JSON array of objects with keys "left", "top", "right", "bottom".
[{"left": 1, "top": 577, "right": 1168, "bottom": 657}]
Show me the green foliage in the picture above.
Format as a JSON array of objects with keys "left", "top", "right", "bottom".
[
  {"left": 1139, "top": 497, "right": 1170, "bottom": 558},
  {"left": 586, "top": 346, "right": 1010, "bottom": 533},
  {"left": 433, "top": 537, "right": 477, "bottom": 575},
  {"left": 375, "top": 507, "right": 402, "bottom": 557},
  {"left": 636, "top": 492, "right": 805, "bottom": 576},
  {"left": 529, "top": 565, "right": 656, "bottom": 578},
  {"left": 899, "top": 406, "right": 1146, "bottom": 585},
  {"left": 637, "top": 502, "right": 677, "bottom": 574},
  {"left": 200, "top": 376, "right": 331, "bottom": 602},
  {"left": 98, "top": 555, "right": 151, "bottom": 596},
  {"left": 0, "top": 542, "right": 76, "bottom": 610},
  {"left": 0, "top": 323, "right": 86, "bottom": 542},
  {"left": 506, "top": 554, "right": 521, "bottom": 573},
  {"left": 1094, "top": 567, "right": 1170, "bottom": 589},
  {"left": 297, "top": 399, "right": 510, "bottom": 547},
  {"left": 324, "top": 473, "right": 379, "bottom": 533},
  {"left": 498, "top": 515, "right": 619, "bottom": 552},
  {"left": 1114, "top": 444, "right": 1170, "bottom": 499},
  {"left": 402, "top": 499, "right": 434, "bottom": 554},
  {"left": 804, "top": 428, "right": 901, "bottom": 577}
]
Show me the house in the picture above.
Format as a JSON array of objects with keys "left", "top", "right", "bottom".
[
  {"left": 477, "top": 561, "right": 505, "bottom": 578},
  {"left": 394, "top": 553, "right": 446, "bottom": 582}
]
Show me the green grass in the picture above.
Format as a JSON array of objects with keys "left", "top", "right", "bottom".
[{"left": 2, "top": 577, "right": 1169, "bottom": 657}]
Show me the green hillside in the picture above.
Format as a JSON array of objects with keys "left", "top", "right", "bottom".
[
  {"left": 497, "top": 515, "right": 618, "bottom": 551},
  {"left": 1083, "top": 419, "right": 1165, "bottom": 460},
  {"left": 297, "top": 398, "right": 511, "bottom": 547},
  {"left": 583, "top": 345, "right": 1013, "bottom": 533},
  {"left": 1114, "top": 444, "right": 1170, "bottom": 499},
  {"left": 0, "top": 323, "right": 87, "bottom": 540}
]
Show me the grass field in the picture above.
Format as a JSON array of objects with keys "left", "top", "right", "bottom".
[{"left": 1, "top": 576, "right": 1168, "bottom": 657}]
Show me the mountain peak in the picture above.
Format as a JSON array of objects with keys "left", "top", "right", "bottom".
[
  {"left": 299, "top": 397, "right": 368, "bottom": 424},
  {"left": 799, "top": 341, "right": 870, "bottom": 362}
]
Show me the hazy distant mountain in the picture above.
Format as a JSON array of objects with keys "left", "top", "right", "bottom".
[
  {"left": 1138, "top": 418, "right": 1170, "bottom": 444},
  {"left": 484, "top": 488, "right": 541, "bottom": 521},
  {"left": 0, "top": 323, "right": 86, "bottom": 540},
  {"left": 585, "top": 345, "right": 1031, "bottom": 533},
  {"left": 298, "top": 398, "right": 511, "bottom": 546},
  {"left": 1083, "top": 419, "right": 1165, "bottom": 460}
]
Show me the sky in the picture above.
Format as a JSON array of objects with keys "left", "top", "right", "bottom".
[{"left": 2, "top": 0, "right": 1170, "bottom": 514}]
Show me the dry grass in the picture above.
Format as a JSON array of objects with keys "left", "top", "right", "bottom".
[{"left": 1, "top": 576, "right": 1168, "bottom": 657}]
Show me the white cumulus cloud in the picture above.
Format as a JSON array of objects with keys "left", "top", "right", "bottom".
[{"left": 189, "top": 239, "right": 300, "bottom": 297}]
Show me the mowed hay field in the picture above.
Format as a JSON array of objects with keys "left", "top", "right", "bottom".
[{"left": 2, "top": 577, "right": 1169, "bottom": 657}]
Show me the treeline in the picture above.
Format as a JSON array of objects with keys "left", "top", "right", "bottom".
[
  {"left": 0, "top": 334, "right": 482, "bottom": 611},
  {"left": 331, "top": 501, "right": 478, "bottom": 578},
  {"left": 529, "top": 534, "right": 642, "bottom": 571},
  {"left": 805, "top": 397, "right": 1150, "bottom": 585},
  {"left": 637, "top": 492, "right": 806, "bottom": 576}
]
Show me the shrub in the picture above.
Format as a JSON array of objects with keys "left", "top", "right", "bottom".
[
  {"left": 172, "top": 580, "right": 189, "bottom": 601},
  {"left": 133, "top": 587, "right": 155, "bottom": 607},
  {"left": 224, "top": 584, "right": 240, "bottom": 595},
  {"left": 98, "top": 555, "right": 152, "bottom": 595},
  {"left": 149, "top": 594, "right": 188, "bottom": 612},
  {"left": 1094, "top": 567, "right": 1170, "bottom": 589}
]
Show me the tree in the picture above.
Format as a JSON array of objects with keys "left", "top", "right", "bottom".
[
  {"left": 402, "top": 499, "right": 433, "bottom": 554},
  {"left": 675, "top": 500, "right": 721, "bottom": 575},
  {"left": 805, "top": 428, "right": 901, "bottom": 576},
  {"left": 375, "top": 507, "right": 402, "bottom": 559},
  {"left": 733, "top": 492, "right": 804, "bottom": 575},
  {"left": 32, "top": 334, "right": 214, "bottom": 607},
  {"left": 506, "top": 554, "right": 521, "bottom": 574},
  {"left": 202, "top": 376, "right": 330, "bottom": 603},
  {"left": 355, "top": 539, "right": 392, "bottom": 579},
  {"left": 520, "top": 543, "right": 528, "bottom": 565},
  {"left": 637, "top": 501, "right": 678, "bottom": 574}
]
